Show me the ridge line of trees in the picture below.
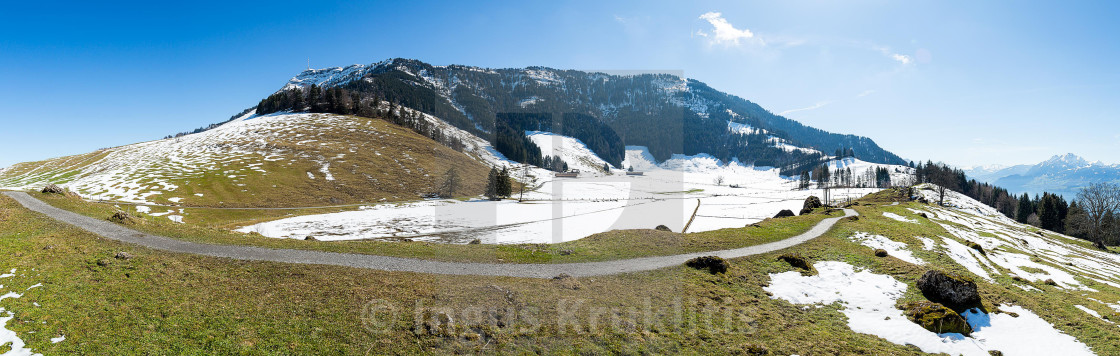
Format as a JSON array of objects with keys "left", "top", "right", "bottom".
[{"left": 257, "top": 86, "right": 465, "bottom": 152}]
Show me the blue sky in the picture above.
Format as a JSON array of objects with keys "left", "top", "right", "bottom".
[{"left": 2, "top": 0, "right": 1119, "bottom": 169}]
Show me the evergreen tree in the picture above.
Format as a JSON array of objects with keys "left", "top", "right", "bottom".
[
  {"left": 308, "top": 85, "right": 322, "bottom": 112},
  {"left": 497, "top": 167, "right": 512, "bottom": 197},
  {"left": 1016, "top": 193, "right": 1033, "bottom": 223},
  {"left": 291, "top": 89, "right": 305, "bottom": 111},
  {"left": 485, "top": 168, "right": 499, "bottom": 200},
  {"left": 1038, "top": 193, "right": 1060, "bottom": 231}
]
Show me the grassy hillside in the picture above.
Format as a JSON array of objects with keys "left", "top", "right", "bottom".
[
  {"left": 0, "top": 112, "right": 491, "bottom": 208},
  {"left": 3, "top": 188, "right": 1120, "bottom": 354}
]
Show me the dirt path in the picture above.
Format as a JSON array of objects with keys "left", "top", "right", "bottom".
[{"left": 4, "top": 191, "right": 855, "bottom": 278}]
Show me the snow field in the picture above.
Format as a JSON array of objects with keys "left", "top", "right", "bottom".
[
  {"left": 240, "top": 145, "right": 891, "bottom": 243},
  {"left": 848, "top": 232, "right": 924, "bottom": 264}
]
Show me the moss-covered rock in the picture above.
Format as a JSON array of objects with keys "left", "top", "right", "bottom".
[
  {"left": 916, "top": 270, "right": 982, "bottom": 313},
  {"left": 685, "top": 256, "right": 728, "bottom": 274},
  {"left": 106, "top": 211, "right": 142, "bottom": 225},
  {"left": 777, "top": 253, "right": 816, "bottom": 275},
  {"left": 874, "top": 249, "right": 889, "bottom": 257},
  {"left": 800, "top": 196, "right": 823, "bottom": 215},
  {"left": 903, "top": 301, "right": 973, "bottom": 335},
  {"left": 654, "top": 225, "right": 672, "bottom": 232}
]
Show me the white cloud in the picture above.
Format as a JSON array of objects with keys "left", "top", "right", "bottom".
[
  {"left": 779, "top": 101, "right": 831, "bottom": 116},
  {"left": 857, "top": 90, "right": 876, "bottom": 98},
  {"left": 698, "top": 12, "right": 754, "bottom": 46},
  {"left": 891, "top": 53, "right": 912, "bottom": 64}
]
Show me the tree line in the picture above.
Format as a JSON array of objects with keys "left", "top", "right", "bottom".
[
  {"left": 257, "top": 85, "right": 465, "bottom": 152},
  {"left": 798, "top": 164, "right": 902, "bottom": 190}
]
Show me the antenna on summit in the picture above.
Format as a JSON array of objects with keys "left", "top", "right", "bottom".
[{"left": 307, "top": 58, "right": 311, "bottom": 70}]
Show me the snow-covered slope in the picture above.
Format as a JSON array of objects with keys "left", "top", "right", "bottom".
[{"left": 526, "top": 131, "right": 612, "bottom": 176}]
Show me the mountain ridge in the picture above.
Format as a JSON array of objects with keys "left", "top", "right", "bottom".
[
  {"left": 965, "top": 153, "right": 1120, "bottom": 198},
  {"left": 266, "top": 58, "right": 906, "bottom": 173}
]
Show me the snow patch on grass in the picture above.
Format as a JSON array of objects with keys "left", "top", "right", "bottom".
[
  {"left": 1074, "top": 305, "right": 1112, "bottom": 323},
  {"left": 917, "top": 236, "right": 936, "bottom": 251},
  {"left": 882, "top": 212, "right": 917, "bottom": 223},
  {"left": 940, "top": 237, "right": 994, "bottom": 281},
  {"left": 849, "top": 232, "right": 923, "bottom": 264}
]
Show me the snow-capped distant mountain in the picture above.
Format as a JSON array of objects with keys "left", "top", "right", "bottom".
[
  {"left": 266, "top": 58, "right": 906, "bottom": 174},
  {"left": 964, "top": 164, "right": 1032, "bottom": 184},
  {"left": 966, "top": 153, "right": 1120, "bottom": 198}
]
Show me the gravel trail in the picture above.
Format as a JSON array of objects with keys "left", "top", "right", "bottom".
[{"left": 4, "top": 191, "right": 855, "bottom": 278}]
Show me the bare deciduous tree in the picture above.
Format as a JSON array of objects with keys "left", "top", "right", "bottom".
[{"left": 1075, "top": 182, "right": 1120, "bottom": 249}]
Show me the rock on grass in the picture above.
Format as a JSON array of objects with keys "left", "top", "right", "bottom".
[
  {"left": 903, "top": 301, "right": 973, "bottom": 335},
  {"left": 777, "top": 253, "right": 816, "bottom": 275},
  {"left": 916, "top": 270, "right": 982, "bottom": 313},
  {"left": 685, "top": 256, "right": 728, "bottom": 274},
  {"left": 773, "top": 209, "right": 795, "bottom": 218},
  {"left": 41, "top": 184, "right": 77, "bottom": 197},
  {"left": 654, "top": 225, "right": 672, "bottom": 232},
  {"left": 107, "top": 211, "right": 142, "bottom": 225},
  {"left": 800, "top": 196, "right": 822, "bottom": 215}
]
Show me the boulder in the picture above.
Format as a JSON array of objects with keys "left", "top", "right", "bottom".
[
  {"left": 874, "top": 249, "right": 889, "bottom": 257},
  {"left": 777, "top": 253, "right": 816, "bottom": 275},
  {"left": 773, "top": 209, "right": 795, "bottom": 218},
  {"left": 114, "top": 252, "right": 133, "bottom": 260},
  {"left": 107, "top": 211, "right": 142, "bottom": 225},
  {"left": 803, "top": 196, "right": 823, "bottom": 210},
  {"left": 916, "top": 270, "right": 982, "bottom": 313},
  {"left": 41, "top": 184, "right": 71, "bottom": 196},
  {"left": 654, "top": 225, "right": 672, "bottom": 232},
  {"left": 685, "top": 256, "right": 728, "bottom": 274},
  {"left": 903, "top": 301, "right": 973, "bottom": 335}
]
